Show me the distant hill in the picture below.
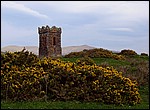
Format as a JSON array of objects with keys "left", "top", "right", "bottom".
[
  {"left": 1, "top": 45, "right": 38, "bottom": 55},
  {"left": 1, "top": 45, "right": 96, "bottom": 56},
  {"left": 62, "top": 45, "right": 96, "bottom": 55}
]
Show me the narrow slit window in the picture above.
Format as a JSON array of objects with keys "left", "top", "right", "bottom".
[{"left": 53, "top": 37, "right": 56, "bottom": 45}]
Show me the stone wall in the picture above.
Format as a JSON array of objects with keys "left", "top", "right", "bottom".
[{"left": 38, "top": 25, "right": 62, "bottom": 58}]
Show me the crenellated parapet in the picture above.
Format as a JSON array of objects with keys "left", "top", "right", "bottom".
[
  {"left": 50, "top": 26, "right": 61, "bottom": 33},
  {"left": 38, "top": 25, "right": 50, "bottom": 34},
  {"left": 38, "top": 25, "right": 61, "bottom": 34}
]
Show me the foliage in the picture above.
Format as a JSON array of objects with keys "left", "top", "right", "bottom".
[
  {"left": 117, "top": 59, "right": 149, "bottom": 86},
  {"left": 76, "top": 56, "right": 95, "bottom": 65},
  {"left": 141, "top": 53, "right": 148, "bottom": 56},
  {"left": 119, "top": 49, "right": 137, "bottom": 56},
  {"left": 64, "top": 48, "right": 126, "bottom": 60},
  {"left": 1, "top": 49, "right": 39, "bottom": 67},
  {"left": 1, "top": 50, "right": 141, "bottom": 105}
]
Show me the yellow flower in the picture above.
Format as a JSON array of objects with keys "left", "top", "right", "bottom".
[
  {"left": 70, "top": 82, "right": 74, "bottom": 85},
  {"left": 15, "top": 85, "right": 19, "bottom": 88},
  {"left": 93, "top": 81, "right": 96, "bottom": 85},
  {"left": 83, "top": 76, "right": 86, "bottom": 80},
  {"left": 34, "top": 74, "right": 37, "bottom": 77},
  {"left": 67, "top": 68, "right": 70, "bottom": 72},
  {"left": 135, "top": 91, "right": 139, "bottom": 95},
  {"left": 3, "top": 82, "right": 7, "bottom": 84},
  {"left": 91, "top": 72, "right": 96, "bottom": 77},
  {"left": 12, "top": 83, "right": 15, "bottom": 87}
]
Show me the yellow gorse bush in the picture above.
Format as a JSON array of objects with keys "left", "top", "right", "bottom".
[
  {"left": 64, "top": 48, "right": 126, "bottom": 60},
  {"left": 1, "top": 50, "right": 141, "bottom": 105}
]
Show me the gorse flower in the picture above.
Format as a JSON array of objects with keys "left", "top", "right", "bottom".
[{"left": 1, "top": 50, "right": 141, "bottom": 105}]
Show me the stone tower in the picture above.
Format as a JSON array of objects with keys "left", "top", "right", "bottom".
[{"left": 38, "top": 25, "right": 62, "bottom": 58}]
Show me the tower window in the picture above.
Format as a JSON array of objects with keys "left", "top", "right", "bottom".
[{"left": 53, "top": 37, "right": 56, "bottom": 45}]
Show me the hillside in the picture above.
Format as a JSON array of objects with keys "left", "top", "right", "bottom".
[
  {"left": 62, "top": 45, "right": 96, "bottom": 55},
  {"left": 1, "top": 45, "right": 96, "bottom": 55},
  {"left": 1, "top": 45, "right": 38, "bottom": 55}
]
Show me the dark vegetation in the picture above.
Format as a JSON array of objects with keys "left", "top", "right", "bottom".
[
  {"left": 1, "top": 48, "right": 149, "bottom": 109},
  {"left": 64, "top": 48, "right": 126, "bottom": 60}
]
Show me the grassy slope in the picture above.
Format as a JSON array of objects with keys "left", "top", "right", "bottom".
[
  {"left": 1, "top": 55, "right": 149, "bottom": 109},
  {"left": 61, "top": 55, "right": 149, "bottom": 67},
  {"left": 61, "top": 57, "right": 130, "bottom": 67}
]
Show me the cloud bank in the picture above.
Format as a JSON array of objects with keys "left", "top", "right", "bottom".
[{"left": 1, "top": 1, "right": 49, "bottom": 19}]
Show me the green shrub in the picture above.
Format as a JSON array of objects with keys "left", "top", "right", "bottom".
[
  {"left": 141, "top": 53, "right": 148, "bottom": 56},
  {"left": 64, "top": 48, "right": 125, "bottom": 60},
  {"left": 1, "top": 50, "right": 141, "bottom": 105},
  {"left": 120, "top": 49, "right": 137, "bottom": 56},
  {"left": 76, "top": 56, "right": 95, "bottom": 65},
  {"left": 117, "top": 59, "right": 149, "bottom": 86}
]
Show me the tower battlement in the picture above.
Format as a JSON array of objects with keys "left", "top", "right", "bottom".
[
  {"left": 38, "top": 25, "right": 50, "bottom": 34},
  {"left": 38, "top": 25, "right": 62, "bottom": 58},
  {"left": 38, "top": 25, "right": 61, "bottom": 34}
]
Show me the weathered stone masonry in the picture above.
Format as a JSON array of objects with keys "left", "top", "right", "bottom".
[{"left": 38, "top": 25, "right": 62, "bottom": 58}]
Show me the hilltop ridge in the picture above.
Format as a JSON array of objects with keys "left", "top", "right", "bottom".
[{"left": 1, "top": 45, "right": 96, "bottom": 55}]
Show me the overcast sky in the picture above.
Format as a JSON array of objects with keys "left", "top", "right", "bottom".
[{"left": 1, "top": 1, "right": 149, "bottom": 54}]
